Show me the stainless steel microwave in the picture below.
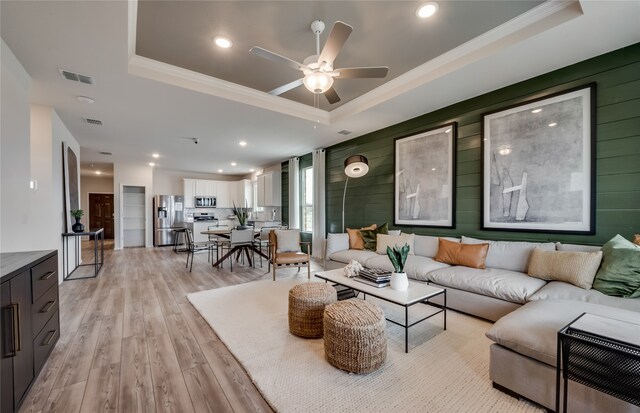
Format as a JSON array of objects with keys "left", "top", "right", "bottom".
[{"left": 195, "top": 196, "right": 216, "bottom": 208}]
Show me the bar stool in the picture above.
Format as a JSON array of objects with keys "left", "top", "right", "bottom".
[{"left": 172, "top": 228, "right": 187, "bottom": 253}]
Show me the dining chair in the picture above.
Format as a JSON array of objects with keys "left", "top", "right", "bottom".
[
  {"left": 185, "top": 228, "right": 216, "bottom": 272},
  {"left": 268, "top": 229, "right": 310, "bottom": 281},
  {"left": 254, "top": 226, "right": 279, "bottom": 269},
  {"left": 219, "top": 228, "right": 255, "bottom": 271}
]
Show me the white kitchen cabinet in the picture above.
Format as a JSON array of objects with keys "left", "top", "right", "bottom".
[
  {"left": 257, "top": 172, "right": 281, "bottom": 207},
  {"left": 195, "top": 179, "right": 216, "bottom": 196},
  {"left": 232, "top": 179, "right": 252, "bottom": 207},
  {"left": 183, "top": 179, "right": 196, "bottom": 208},
  {"left": 216, "top": 181, "right": 231, "bottom": 208}
]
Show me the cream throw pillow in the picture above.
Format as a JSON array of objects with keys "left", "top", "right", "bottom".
[
  {"left": 376, "top": 233, "right": 415, "bottom": 255},
  {"left": 527, "top": 248, "right": 603, "bottom": 289},
  {"left": 275, "top": 229, "right": 301, "bottom": 253}
]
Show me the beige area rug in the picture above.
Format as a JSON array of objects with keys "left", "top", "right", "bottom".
[{"left": 187, "top": 277, "right": 543, "bottom": 412}]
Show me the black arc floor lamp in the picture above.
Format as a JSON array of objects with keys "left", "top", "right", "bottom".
[{"left": 342, "top": 155, "right": 369, "bottom": 231}]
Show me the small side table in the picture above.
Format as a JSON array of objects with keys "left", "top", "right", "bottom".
[
  {"left": 62, "top": 228, "right": 105, "bottom": 280},
  {"left": 556, "top": 312, "right": 640, "bottom": 412}
]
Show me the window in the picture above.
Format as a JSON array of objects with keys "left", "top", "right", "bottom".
[{"left": 301, "top": 166, "right": 313, "bottom": 232}]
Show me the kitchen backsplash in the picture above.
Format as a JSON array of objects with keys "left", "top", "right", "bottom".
[{"left": 183, "top": 207, "right": 281, "bottom": 222}]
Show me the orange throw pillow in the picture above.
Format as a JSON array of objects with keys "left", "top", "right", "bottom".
[
  {"left": 435, "top": 238, "right": 490, "bottom": 269},
  {"left": 346, "top": 224, "right": 377, "bottom": 250},
  {"left": 633, "top": 234, "right": 640, "bottom": 246}
]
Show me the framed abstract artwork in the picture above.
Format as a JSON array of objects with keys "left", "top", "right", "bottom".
[
  {"left": 481, "top": 83, "right": 596, "bottom": 234},
  {"left": 394, "top": 122, "right": 456, "bottom": 228}
]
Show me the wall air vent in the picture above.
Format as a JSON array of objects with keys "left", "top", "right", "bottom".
[
  {"left": 83, "top": 118, "right": 103, "bottom": 125},
  {"left": 338, "top": 130, "right": 352, "bottom": 135},
  {"left": 99, "top": 151, "right": 112, "bottom": 156},
  {"left": 59, "top": 69, "right": 95, "bottom": 84}
]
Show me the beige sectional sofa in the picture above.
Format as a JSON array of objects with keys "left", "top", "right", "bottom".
[{"left": 323, "top": 233, "right": 640, "bottom": 412}]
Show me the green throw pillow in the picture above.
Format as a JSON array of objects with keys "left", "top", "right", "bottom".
[
  {"left": 592, "top": 234, "right": 640, "bottom": 298},
  {"left": 360, "top": 223, "right": 388, "bottom": 251}
]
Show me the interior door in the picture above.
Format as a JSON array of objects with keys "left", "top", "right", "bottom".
[{"left": 89, "top": 193, "right": 114, "bottom": 239}]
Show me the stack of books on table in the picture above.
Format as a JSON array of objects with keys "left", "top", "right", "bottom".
[{"left": 355, "top": 268, "right": 392, "bottom": 288}]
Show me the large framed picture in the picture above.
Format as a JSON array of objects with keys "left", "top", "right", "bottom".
[
  {"left": 394, "top": 122, "right": 456, "bottom": 228},
  {"left": 481, "top": 83, "right": 596, "bottom": 234}
]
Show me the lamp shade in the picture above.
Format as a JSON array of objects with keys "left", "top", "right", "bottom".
[{"left": 344, "top": 155, "right": 369, "bottom": 178}]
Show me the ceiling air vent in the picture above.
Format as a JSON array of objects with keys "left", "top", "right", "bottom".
[
  {"left": 99, "top": 151, "right": 112, "bottom": 156},
  {"left": 338, "top": 130, "right": 352, "bottom": 135},
  {"left": 83, "top": 118, "right": 103, "bottom": 126},
  {"left": 59, "top": 69, "right": 95, "bottom": 84}
]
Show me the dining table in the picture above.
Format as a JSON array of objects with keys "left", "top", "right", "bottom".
[{"left": 200, "top": 228, "right": 267, "bottom": 268}]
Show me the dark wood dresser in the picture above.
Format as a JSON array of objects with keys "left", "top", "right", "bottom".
[{"left": 1, "top": 250, "right": 60, "bottom": 413}]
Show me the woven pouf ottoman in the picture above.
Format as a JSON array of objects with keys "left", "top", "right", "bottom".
[
  {"left": 288, "top": 283, "right": 337, "bottom": 338},
  {"left": 323, "top": 300, "right": 387, "bottom": 374}
]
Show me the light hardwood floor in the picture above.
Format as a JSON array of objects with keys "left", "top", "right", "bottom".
[{"left": 19, "top": 242, "right": 323, "bottom": 413}]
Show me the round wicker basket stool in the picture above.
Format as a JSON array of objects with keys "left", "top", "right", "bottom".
[
  {"left": 323, "top": 300, "right": 387, "bottom": 374},
  {"left": 288, "top": 283, "right": 337, "bottom": 338}
]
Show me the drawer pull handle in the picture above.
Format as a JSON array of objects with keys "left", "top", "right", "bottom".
[
  {"left": 43, "top": 330, "right": 57, "bottom": 346},
  {"left": 4, "top": 304, "right": 19, "bottom": 356},
  {"left": 40, "top": 300, "right": 57, "bottom": 313},
  {"left": 40, "top": 271, "right": 56, "bottom": 281}
]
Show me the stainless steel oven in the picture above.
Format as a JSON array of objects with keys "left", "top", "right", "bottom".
[{"left": 195, "top": 196, "right": 216, "bottom": 208}]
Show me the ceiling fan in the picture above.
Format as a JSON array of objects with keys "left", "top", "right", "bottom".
[{"left": 250, "top": 20, "right": 389, "bottom": 105}]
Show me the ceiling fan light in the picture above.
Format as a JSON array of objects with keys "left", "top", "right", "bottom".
[
  {"left": 303, "top": 72, "right": 334, "bottom": 94},
  {"left": 417, "top": 2, "right": 439, "bottom": 18}
]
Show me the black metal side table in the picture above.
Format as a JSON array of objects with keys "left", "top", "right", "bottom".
[
  {"left": 556, "top": 312, "right": 640, "bottom": 413},
  {"left": 61, "top": 228, "right": 104, "bottom": 280}
]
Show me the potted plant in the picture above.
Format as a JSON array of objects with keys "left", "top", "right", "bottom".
[
  {"left": 232, "top": 202, "right": 251, "bottom": 230},
  {"left": 387, "top": 243, "right": 410, "bottom": 291},
  {"left": 70, "top": 209, "right": 85, "bottom": 233}
]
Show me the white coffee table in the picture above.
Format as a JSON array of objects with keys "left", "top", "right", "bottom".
[{"left": 315, "top": 268, "right": 446, "bottom": 353}]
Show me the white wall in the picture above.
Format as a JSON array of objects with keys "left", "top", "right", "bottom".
[
  {"left": 114, "top": 162, "right": 153, "bottom": 249},
  {"left": 152, "top": 168, "right": 243, "bottom": 195},
  {"left": 80, "top": 175, "right": 114, "bottom": 228},
  {"left": 1, "top": 39, "right": 32, "bottom": 252}
]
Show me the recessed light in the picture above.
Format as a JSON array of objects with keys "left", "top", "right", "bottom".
[
  {"left": 548, "top": 122, "right": 558, "bottom": 127},
  {"left": 249, "top": 168, "right": 255, "bottom": 172},
  {"left": 531, "top": 108, "right": 542, "bottom": 113},
  {"left": 416, "top": 2, "right": 439, "bottom": 18},
  {"left": 214, "top": 36, "right": 233, "bottom": 49},
  {"left": 218, "top": 169, "right": 223, "bottom": 173},
  {"left": 76, "top": 96, "right": 95, "bottom": 103},
  {"left": 152, "top": 153, "right": 160, "bottom": 158},
  {"left": 239, "top": 141, "right": 247, "bottom": 146},
  {"left": 95, "top": 170, "right": 102, "bottom": 175},
  {"left": 149, "top": 162, "right": 155, "bottom": 166},
  {"left": 231, "top": 162, "right": 237, "bottom": 166},
  {"left": 431, "top": 168, "right": 436, "bottom": 171}
]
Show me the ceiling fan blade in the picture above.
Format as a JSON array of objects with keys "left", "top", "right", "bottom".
[
  {"left": 268, "top": 78, "right": 304, "bottom": 96},
  {"left": 334, "top": 67, "right": 389, "bottom": 79},
  {"left": 250, "top": 47, "right": 306, "bottom": 72},
  {"left": 324, "top": 86, "right": 341, "bottom": 105},
  {"left": 318, "top": 21, "right": 353, "bottom": 66}
]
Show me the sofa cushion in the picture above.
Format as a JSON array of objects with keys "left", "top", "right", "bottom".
[
  {"left": 486, "top": 300, "right": 640, "bottom": 367},
  {"left": 527, "top": 248, "right": 603, "bottom": 290},
  {"left": 428, "top": 266, "right": 547, "bottom": 304},
  {"left": 326, "top": 233, "right": 349, "bottom": 257},
  {"left": 462, "top": 236, "right": 555, "bottom": 273},
  {"left": 346, "top": 224, "right": 376, "bottom": 250},
  {"left": 376, "top": 233, "right": 415, "bottom": 255},
  {"left": 529, "top": 281, "right": 640, "bottom": 312},
  {"left": 592, "top": 234, "right": 640, "bottom": 298},
  {"left": 360, "top": 223, "right": 388, "bottom": 251},
  {"left": 413, "top": 235, "right": 460, "bottom": 258},
  {"left": 363, "top": 254, "right": 450, "bottom": 282},
  {"left": 435, "top": 238, "right": 489, "bottom": 269},
  {"left": 555, "top": 242, "right": 601, "bottom": 252},
  {"left": 328, "top": 249, "right": 378, "bottom": 265}
]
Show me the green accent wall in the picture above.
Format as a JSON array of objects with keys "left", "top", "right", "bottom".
[{"left": 325, "top": 43, "right": 640, "bottom": 245}]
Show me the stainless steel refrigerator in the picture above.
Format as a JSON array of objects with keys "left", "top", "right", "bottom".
[{"left": 153, "top": 195, "right": 185, "bottom": 246}]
